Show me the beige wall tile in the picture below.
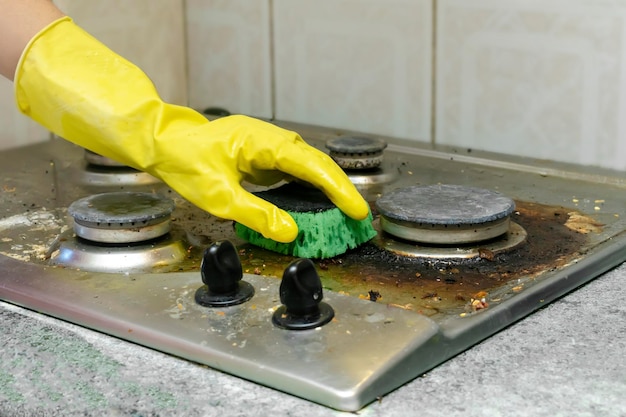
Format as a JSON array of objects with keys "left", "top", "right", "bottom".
[
  {"left": 54, "top": 0, "right": 187, "bottom": 105},
  {"left": 0, "top": 78, "right": 50, "bottom": 150},
  {"left": 437, "top": 0, "right": 626, "bottom": 170},
  {"left": 273, "top": 0, "right": 433, "bottom": 141},
  {"left": 185, "top": 0, "right": 272, "bottom": 119}
]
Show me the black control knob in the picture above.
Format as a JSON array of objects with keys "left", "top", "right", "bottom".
[
  {"left": 272, "top": 258, "right": 335, "bottom": 330},
  {"left": 194, "top": 240, "right": 254, "bottom": 307}
]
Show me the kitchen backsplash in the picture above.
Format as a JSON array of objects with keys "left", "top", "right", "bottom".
[
  {"left": 436, "top": 0, "right": 626, "bottom": 171},
  {"left": 1, "top": 0, "right": 625, "bottom": 171},
  {"left": 186, "top": 0, "right": 273, "bottom": 119},
  {"left": 271, "top": 0, "right": 433, "bottom": 141}
]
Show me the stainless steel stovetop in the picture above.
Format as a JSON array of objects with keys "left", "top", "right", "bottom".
[{"left": 1, "top": 122, "right": 626, "bottom": 411}]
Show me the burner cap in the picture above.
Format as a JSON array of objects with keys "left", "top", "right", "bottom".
[
  {"left": 68, "top": 192, "right": 175, "bottom": 243},
  {"left": 375, "top": 185, "right": 516, "bottom": 244},
  {"left": 325, "top": 136, "right": 387, "bottom": 170}
]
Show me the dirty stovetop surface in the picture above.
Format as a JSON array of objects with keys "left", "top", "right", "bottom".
[{"left": 1, "top": 126, "right": 626, "bottom": 411}]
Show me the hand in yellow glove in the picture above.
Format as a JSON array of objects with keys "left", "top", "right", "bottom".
[{"left": 14, "top": 17, "right": 369, "bottom": 243}]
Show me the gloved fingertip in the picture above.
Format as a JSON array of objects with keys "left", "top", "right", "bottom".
[
  {"left": 340, "top": 194, "right": 370, "bottom": 221},
  {"left": 354, "top": 198, "right": 371, "bottom": 220},
  {"left": 265, "top": 213, "right": 299, "bottom": 243}
]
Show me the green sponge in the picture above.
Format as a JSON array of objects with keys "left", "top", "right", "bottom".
[{"left": 235, "top": 183, "right": 377, "bottom": 259}]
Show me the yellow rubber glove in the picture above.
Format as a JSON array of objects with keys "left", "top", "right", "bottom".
[{"left": 14, "top": 17, "right": 369, "bottom": 243}]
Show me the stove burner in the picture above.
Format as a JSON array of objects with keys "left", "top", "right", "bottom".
[
  {"left": 51, "top": 192, "right": 186, "bottom": 273},
  {"left": 325, "top": 135, "right": 396, "bottom": 186},
  {"left": 325, "top": 135, "right": 387, "bottom": 170},
  {"left": 376, "top": 184, "right": 517, "bottom": 245},
  {"left": 372, "top": 218, "right": 527, "bottom": 259},
  {"left": 80, "top": 149, "right": 160, "bottom": 186},
  {"left": 84, "top": 149, "right": 126, "bottom": 167},
  {"left": 68, "top": 192, "right": 175, "bottom": 244}
]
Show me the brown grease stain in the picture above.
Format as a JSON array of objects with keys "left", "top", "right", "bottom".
[
  {"left": 17, "top": 198, "right": 590, "bottom": 320},
  {"left": 235, "top": 201, "right": 589, "bottom": 319}
]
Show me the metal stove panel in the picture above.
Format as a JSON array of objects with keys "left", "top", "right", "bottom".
[
  {"left": 1, "top": 125, "right": 626, "bottom": 411},
  {"left": 0, "top": 255, "right": 442, "bottom": 411}
]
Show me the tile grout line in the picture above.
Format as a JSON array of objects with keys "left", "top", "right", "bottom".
[
  {"left": 269, "top": 0, "right": 277, "bottom": 121},
  {"left": 430, "top": 0, "right": 438, "bottom": 147}
]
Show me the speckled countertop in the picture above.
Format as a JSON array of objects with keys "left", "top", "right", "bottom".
[{"left": 1, "top": 262, "right": 625, "bottom": 417}]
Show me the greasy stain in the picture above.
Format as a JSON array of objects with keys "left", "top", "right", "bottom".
[
  {"left": 0, "top": 191, "right": 593, "bottom": 322},
  {"left": 236, "top": 201, "right": 589, "bottom": 319}
]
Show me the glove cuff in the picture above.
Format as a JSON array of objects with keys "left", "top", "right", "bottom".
[{"left": 14, "top": 16, "right": 72, "bottom": 113}]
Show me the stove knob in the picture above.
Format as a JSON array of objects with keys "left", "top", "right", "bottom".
[
  {"left": 272, "top": 258, "right": 335, "bottom": 330},
  {"left": 194, "top": 240, "right": 254, "bottom": 307}
]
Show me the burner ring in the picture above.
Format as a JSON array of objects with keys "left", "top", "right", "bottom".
[
  {"left": 84, "top": 149, "right": 126, "bottom": 167},
  {"left": 325, "top": 136, "right": 387, "bottom": 170},
  {"left": 372, "top": 219, "right": 527, "bottom": 259},
  {"left": 80, "top": 149, "right": 160, "bottom": 186},
  {"left": 379, "top": 216, "right": 511, "bottom": 245},
  {"left": 68, "top": 192, "right": 175, "bottom": 244},
  {"left": 376, "top": 184, "right": 516, "bottom": 244}
]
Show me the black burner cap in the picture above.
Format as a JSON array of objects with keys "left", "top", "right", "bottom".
[
  {"left": 376, "top": 184, "right": 515, "bottom": 226},
  {"left": 68, "top": 192, "right": 175, "bottom": 225},
  {"left": 325, "top": 136, "right": 387, "bottom": 155}
]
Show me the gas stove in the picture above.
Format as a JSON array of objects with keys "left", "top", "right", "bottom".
[{"left": 1, "top": 121, "right": 626, "bottom": 411}]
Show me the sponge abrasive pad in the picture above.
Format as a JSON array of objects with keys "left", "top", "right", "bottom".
[{"left": 235, "top": 183, "right": 377, "bottom": 259}]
